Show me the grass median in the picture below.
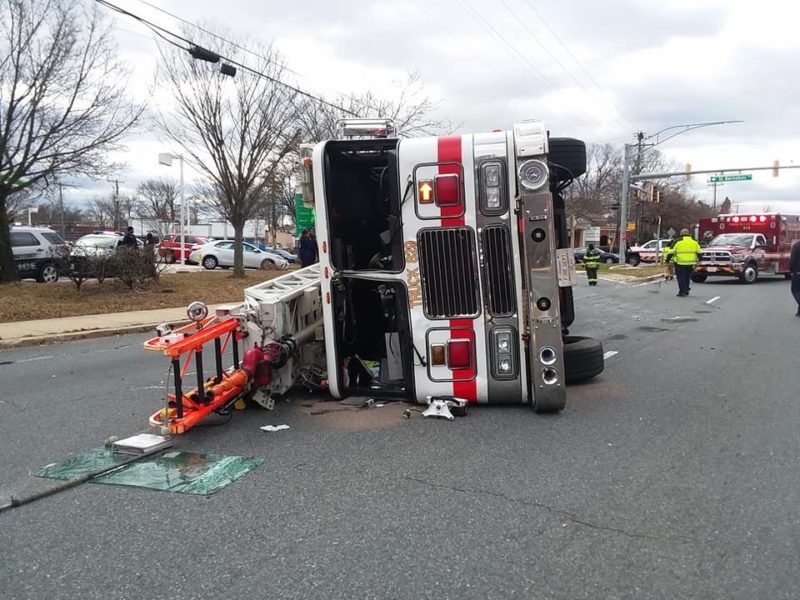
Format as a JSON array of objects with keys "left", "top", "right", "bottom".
[
  {"left": 576, "top": 263, "right": 665, "bottom": 279},
  {"left": 0, "top": 269, "right": 292, "bottom": 323}
]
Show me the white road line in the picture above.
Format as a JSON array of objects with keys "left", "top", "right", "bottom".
[
  {"left": 14, "top": 355, "right": 54, "bottom": 363},
  {"left": 706, "top": 296, "right": 720, "bottom": 304},
  {"left": 603, "top": 351, "right": 618, "bottom": 360}
]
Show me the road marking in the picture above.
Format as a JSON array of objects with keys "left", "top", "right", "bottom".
[
  {"left": 14, "top": 355, "right": 54, "bottom": 364},
  {"left": 603, "top": 351, "right": 618, "bottom": 360},
  {"left": 633, "top": 278, "right": 664, "bottom": 287},
  {"left": 706, "top": 296, "right": 720, "bottom": 304}
]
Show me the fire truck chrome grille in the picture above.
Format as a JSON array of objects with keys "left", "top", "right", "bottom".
[
  {"left": 418, "top": 228, "right": 479, "bottom": 318},
  {"left": 482, "top": 226, "right": 516, "bottom": 316}
]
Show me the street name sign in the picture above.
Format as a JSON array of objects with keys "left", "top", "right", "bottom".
[{"left": 710, "top": 174, "right": 752, "bottom": 183}]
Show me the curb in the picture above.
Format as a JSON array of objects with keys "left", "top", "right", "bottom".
[{"left": 0, "top": 320, "right": 191, "bottom": 350}]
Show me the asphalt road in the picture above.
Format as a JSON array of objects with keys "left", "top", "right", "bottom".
[{"left": 1, "top": 272, "right": 799, "bottom": 599}]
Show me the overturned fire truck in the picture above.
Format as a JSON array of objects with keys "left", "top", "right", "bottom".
[{"left": 145, "top": 120, "right": 604, "bottom": 433}]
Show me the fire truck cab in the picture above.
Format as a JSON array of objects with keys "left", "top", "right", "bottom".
[
  {"left": 694, "top": 213, "right": 800, "bottom": 283},
  {"left": 306, "top": 119, "right": 604, "bottom": 413}
]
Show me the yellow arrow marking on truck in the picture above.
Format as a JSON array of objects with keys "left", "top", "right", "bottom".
[{"left": 418, "top": 180, "right": 434, "bottom": 203}]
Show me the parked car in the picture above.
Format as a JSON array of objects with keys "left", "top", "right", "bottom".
[
  {"left": 8, "top": 226, "right": 68, "bottom": 283},
  {"left": 157, "top": 234, "right": 210, "bottom": 263},
  {"left": 262, "top": 245, "right": 298, "bottom": 263},
  {"left": 70, "top": 232, "right": 142, "bottom": 257},
  {"left": 189, "top": 240, "right": 289, "bottom": 270},
  {"left": 573, "top": 246, "right": 619, "bottom": 264},
  {"left": 626, "top": 239, "right": 673, "bottom": 266}
]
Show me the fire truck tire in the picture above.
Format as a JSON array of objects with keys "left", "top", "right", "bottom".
[
  {"left": 165, "top": 251, "right": 176, "bottom": 263},
  {"left": 739, "top": 262, "right": 758, "bottom": 284},
  {"left": 548, "top": 137, "right": 587, "bottom": 182},
  {"left": 627, "top": 254, "right": 641, "bottom": 266},
  {"left": 563, "top": 335, "right": 604, "bottom": 384},
  {"left": 690, "top": 272, "right": 707, "bottom": 283}
]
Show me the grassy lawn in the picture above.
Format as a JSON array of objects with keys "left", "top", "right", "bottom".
[
  {"left": 0, "top": 269, "right": 292, "bottom": 323},
  {"left": 606, "top": 264, "right": 665, "bottom": 278},
  {"left": 576, "top": 263, "right": 665, "bottom": 279}
]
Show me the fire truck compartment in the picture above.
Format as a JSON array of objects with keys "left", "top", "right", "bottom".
[
  {"left": 322, "top": 139, "right": 403, "bottom": 272},
  {"left": 331, "top": 277, "right": 413, "bottom": 398}
]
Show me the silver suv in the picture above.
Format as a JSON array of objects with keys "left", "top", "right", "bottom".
[{"left": 10, "top": 226, "right": 68, "bottom": 283}]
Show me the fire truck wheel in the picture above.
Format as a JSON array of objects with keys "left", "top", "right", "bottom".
[
  {"left": 627, "top": 254, "right": 641, "bottom": 267},
  {"left": 739, "top": 262, "right": 758, "bottom": 284},
  {"left": 690, "top": 272, "right": 707, "bottom": 283},
  {"left": 548, "top": 137, "right": 587, "bottom": 182},
  {"left": 563, "top": 335, "right": 604, "bottom": 384},
  {"left": 165, "top": 251, "right": 176, "bottom": 263}
]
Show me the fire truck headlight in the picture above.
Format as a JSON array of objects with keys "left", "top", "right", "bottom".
[
  {"left": 490, "top": 327, "right": 517, "bottom": 379},
  {"left": 479, "top": 160, "right": 507, "bottom": 215},
  {"left": 496, "top": 331, "right": 511, "bottom": 353},
  {"left": 486, "top": 186, "right": 501, "bottom": 209}
]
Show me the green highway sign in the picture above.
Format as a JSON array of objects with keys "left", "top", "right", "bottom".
[
  {"left": 710, "top": 174, "right": 752, "bottom": 183},
  {"left": 294, "top": 193, "right": 315, "bottom": 236}
]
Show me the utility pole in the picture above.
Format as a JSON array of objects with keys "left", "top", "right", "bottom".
[
  {"left": 58, "top": 183, "right": 65, "bottom": 239},
  {"left": 618, "top": 120, "right": 743, "bottom": 262},
  {"left": 707, "top": 180, "right": 724, "bottom": 212},
  {"left": 108, "top": 179, "right": 123, "bottom": 231}
]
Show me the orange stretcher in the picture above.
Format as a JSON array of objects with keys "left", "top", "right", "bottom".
[{"left": 144, "top": 316, "right": 248, "bottom": 434}]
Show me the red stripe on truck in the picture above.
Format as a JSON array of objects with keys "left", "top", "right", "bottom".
[{"left": 437, "top": 135, "right": 477, "bottom": 403}]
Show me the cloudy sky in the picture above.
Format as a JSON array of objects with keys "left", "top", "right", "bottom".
[{"left": 82, "top": 0, "right": 800, "bottom": 214}]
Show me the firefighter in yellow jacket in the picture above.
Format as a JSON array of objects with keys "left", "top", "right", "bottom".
[
  {"left": 672, "top": 229, "right": 702, "bottom": 296},
  {"left": 583, "top": 244, "right": 601, "bottom": 286},
  {"left": 661, "top": 240, "right": 675, "bottom": 281}
]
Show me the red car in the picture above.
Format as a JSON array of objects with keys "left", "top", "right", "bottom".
[{"left": 157, "top": 234, "right": 210, "bottom": 263}]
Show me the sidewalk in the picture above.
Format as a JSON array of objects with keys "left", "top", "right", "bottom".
[{"left": 0, "top": 307, "right": 193, "bottom": 349}]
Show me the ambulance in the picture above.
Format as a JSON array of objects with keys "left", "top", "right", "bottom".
[
  {"left": 694, "top": 213, "right": 800, "bottom": 283},
  {"left": 304, "top": 119, "right": 604, "bottom": 413}
]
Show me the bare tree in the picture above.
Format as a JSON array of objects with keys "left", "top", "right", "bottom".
[
  {"left": 0, "top": 0, "right": 144, "bottom": 282},
  {"left": 136, "top": 177, "right": 179, "bottom": 235},
  {"left": 297, "top": 72, "right": 455, "bottom": 142},
  {"left": 86, "top": 197, "right": 114, "bottom": 228},
  {"left": 158, "top": 35, "right": 300, "bottom": 277}
]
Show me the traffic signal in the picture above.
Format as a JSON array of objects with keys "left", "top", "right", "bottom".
[{"left": 649, "top": 184, "right": 660, "bottom": 203}]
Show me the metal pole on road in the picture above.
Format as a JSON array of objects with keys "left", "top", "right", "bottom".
[
  {"left": 618, "top": 144, "right": 631, "bottom": 260},
  {"left": 179, "top": 155, "right": 185, "bottom": 267}
]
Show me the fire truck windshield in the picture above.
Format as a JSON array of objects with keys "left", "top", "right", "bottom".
[{"left": 707, "top": 233, "right": 755, "bottom": 247}]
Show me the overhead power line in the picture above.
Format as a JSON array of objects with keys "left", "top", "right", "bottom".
[
  {"left": 132, "top": 0, "right": 306, "bottom": 79},
  {"left": 520, "top": 0, "right": 636, "bottom": 129},
  {"left": 456, "top": 0, "right": 559, "bottom": 90},
  {"left": 94, "top": 0, "right": 360, "bottom": 116},
  {"left": 498, "top": 0, "right": 590, "bottom": 93}
]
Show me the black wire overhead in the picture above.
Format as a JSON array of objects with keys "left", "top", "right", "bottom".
[{"left": 93, "top": 0, "right": 360, "bottom": 117}]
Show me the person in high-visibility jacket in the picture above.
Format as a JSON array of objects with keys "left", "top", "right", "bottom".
[
  {"left": 661, "top": 240, "right": 675, "bottom": 281},
  {"left": 672, "top": 228, "right": 702, "bottom": 296},
  {"left": 583, "top": 243, "right": 601, "bottom": 286}
]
